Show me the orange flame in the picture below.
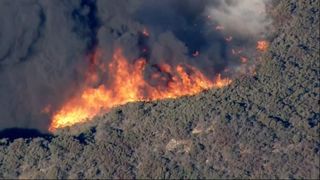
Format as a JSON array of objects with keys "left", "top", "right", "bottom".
[
  {"left": 257, "top": 40, "right": 269, "bottom": 52},
  {"left": 49, "top": 49, "right": 232, "bottom": 131}
]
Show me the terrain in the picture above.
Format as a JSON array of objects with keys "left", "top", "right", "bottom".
[{"left": 0, "top": 0, "right": 319, "bottom": 179}]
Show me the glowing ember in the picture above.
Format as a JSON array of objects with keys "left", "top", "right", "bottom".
[
  {"left": 142, "top": 28, "right": 149, "bottom": 36},
  {"left": 49, "top": 49, "right": 232, "bottom": 131},
  {"left": 240, "top": 57, "right": 248, "bottom": 63},
  {"left": 192, "top": 51, "right": 200, "bottom": 57},
  {"left": 41, "top": 105, "right": 51, "bottom": 114},
  {"left": 257, "top": 40, "right": 269, "bottom": 52},
  {"left": 231, "top": 48, "right": 243, "bottom": 55},
  {"left": 225, "top": 36, "right": 233, "bottom": 42}
]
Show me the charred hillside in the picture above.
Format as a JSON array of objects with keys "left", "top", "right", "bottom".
[{"left": 0, "top": 0, "right": 319, "bottom": 179}]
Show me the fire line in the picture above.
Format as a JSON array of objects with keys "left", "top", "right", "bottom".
[{"left": 48, "top": 49, "right": 232, "bottom": 131}]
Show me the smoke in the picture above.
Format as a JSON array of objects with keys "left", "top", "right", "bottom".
[
  {"left": 0, "top": 0, "right": 88, "bottom": 131},
  {"left": 0, "top": 0, "right": 271, "bottom": 132},
  {"left": 207, "top": 0, "right": 271, "bottom": 37}
]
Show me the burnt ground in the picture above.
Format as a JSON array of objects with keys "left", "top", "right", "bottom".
[{"left": 0, "top": 1, "right": 319, "bottom": 179}]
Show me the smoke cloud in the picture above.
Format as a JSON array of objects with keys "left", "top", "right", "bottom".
[
  {"left": 207, "top": 0, "right": 271, "bottom": 37},
  {"left": 0, "top": 0, "right": 271, "bottom": 132}
]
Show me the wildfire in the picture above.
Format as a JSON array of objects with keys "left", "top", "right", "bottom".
[
  {"left": 48, "top": 49, "right": 232, "bottom": 131},
  {"left": 257, "top": 40, "right": 269, "bottom": 52}
]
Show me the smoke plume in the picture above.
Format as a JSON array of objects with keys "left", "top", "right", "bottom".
[
  {"left": 0, "top": 0, "right": 271, "bottom": 132},
  {"left": 207, "top": 0, "right": 271, "bottom": 37}
]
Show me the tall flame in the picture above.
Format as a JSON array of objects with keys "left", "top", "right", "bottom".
[{"left": 49, "top": 49, "right": 232, "bottom": 131}]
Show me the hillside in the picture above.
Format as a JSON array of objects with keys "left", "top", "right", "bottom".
[{"left": 0, "top": 1, "right": 319, "bottom": 179}]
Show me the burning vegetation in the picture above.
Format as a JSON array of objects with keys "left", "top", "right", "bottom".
[
  {"left": 46, "top": 0, "right": 271, "bottom": 131},
  {"left": 49, "top": 34, "right": 268, "bottom": 131},
  {"left": 49, "top": 49, "right": 232, "bottom": 131},
  {"left": 257, "top": 40, "right": 269, "bottom": 52},
  {"left": 0, "top": 0, "right": 272, "bottom": 132},
  {"left": 1, "top": 1, "right": 319, "bottom": 179}
]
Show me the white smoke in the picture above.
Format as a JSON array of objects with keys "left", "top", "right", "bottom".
[{"left": 208, "top": 0, "right": 271, "bottom": 37}]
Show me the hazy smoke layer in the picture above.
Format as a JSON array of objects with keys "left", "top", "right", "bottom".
[
  {"left": 207, "top": 0, "right": 271, "bottom": 37},
  {"left": 0, "top": 0, "right": 270, "bottom": 132}
]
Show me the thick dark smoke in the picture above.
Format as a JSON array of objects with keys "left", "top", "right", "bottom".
[{"left": 0, "top": 0, "right": 270, "bottom": 132}]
